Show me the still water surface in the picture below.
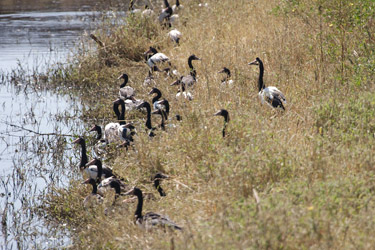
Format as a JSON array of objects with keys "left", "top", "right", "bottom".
[{"left": 0, "top": 0, "right": 107, "bottom": 248}]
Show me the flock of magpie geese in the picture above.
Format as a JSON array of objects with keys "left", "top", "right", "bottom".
[{"left": 72, "top": 0, "right": 287, "bottom": 231}]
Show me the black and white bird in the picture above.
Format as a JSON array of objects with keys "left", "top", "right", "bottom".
[
  {"left": 125, "top": 187, "right": 183, "bottom": 230},
  {"left": 248, "top": 57, "right": 286, "bottom": 110},
  {"left": 103, "top": 99, "right": 126, "bottom": 144},
  {"left": 179, "top": 54, "right": 201, "bottom": 87},
  {"left": 144, "top": 47, "right": 170, "bottom": 72},
  {"left": 218, "top": 67, "right": 234, "bottom": 86},
  {"left": 168, "top": 29, "right": 181, "bottom": 44},
  {"left": 84, "top": 158, "right": 115, "bottom": 182},
  {"left": 214, "top": 109, "right": 230, "bottom": 138}
]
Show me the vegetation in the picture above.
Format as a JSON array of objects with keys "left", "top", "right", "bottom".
[{"left": 37, "top": 0, "right": 375, "bottom": 248}]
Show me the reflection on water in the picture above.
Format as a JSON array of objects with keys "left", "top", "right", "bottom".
[
  {"left": 0, "top": 83, "right": 84, "bottom": 249},
  {"left": 0, "top": 0, "right": 108, "bottom": 248},
  {"left": 0, "top": 10, "right": 100, "bottom": 72}
]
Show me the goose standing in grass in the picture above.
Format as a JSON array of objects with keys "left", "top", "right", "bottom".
[
  {"left": 104, "top": 99, "right": 126, "bottom": 144},
  {"left": 152, "top": 173, "right": 169, "bottom": 197},
  {"left": 180, "top": 54, "right": 201, "bottom": 87},
  {"left": 136, "top": 101, "right": 156, "bottom": 137},
  {"left": 168, "top": 28, "right": 181, "bottom": 44},
  {"left": 158, "top": 0, "right": 173, "bottom": 25},
  {"left": 248, "top": 57, "right": 286, "bottom": 110},
  {"left": 82, "top": 178, "right": 103, "bottom": 207},
  {"left": 118, "top": 73, "right": 134, "bottom": 100},
  {"left": 149, "top": 87, "right": 163, "bottom": 110},
  {"left": 218, "top": 67, "right": 234, "bottom": 86},
  {"left": 125, "top": 187, "right": 183, "bottom": 230},
  {"left": 73, "top": 137, "right": 88, "bottom": 169},
  {"left": 214, "top": 109, "right": 230, "bottom": 138},
  {"left": 84, "top": 158, "right": 115, "bottom": 182},
  {"left": 144, "top": 47, "right": 170, "bottom": 72}
]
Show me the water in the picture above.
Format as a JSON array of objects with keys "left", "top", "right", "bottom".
[{"left": 0, "top": 1, "right": 105, "bottom": 248}]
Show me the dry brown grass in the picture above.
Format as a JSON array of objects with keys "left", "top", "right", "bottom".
[{"left": 43, "top": 0, "right": 375, "bottom": 248}]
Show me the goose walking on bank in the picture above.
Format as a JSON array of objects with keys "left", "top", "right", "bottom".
[
  {"left": 103, "top": 99, "right": 126, "bottom": 144},
  {"left": 125, "top": 187, "right": 183, "bottom": 230},
  {"left": 248, "top": 57, "right": 286, "bottom": 110},
  {"left": 214, "top": 109, "right": 230, "bottom": 138}
]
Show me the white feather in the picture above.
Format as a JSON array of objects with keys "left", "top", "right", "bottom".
[{"left": 147, "top": 53, "right": 169, "bottom": 68}]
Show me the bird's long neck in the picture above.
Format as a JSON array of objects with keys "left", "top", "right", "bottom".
[
  {"left": 258, "top": 61, "right": 265, "bottom": 92},
  {"left": 80, "top": 141, "right": 88, "bottom": 168},
  {"left": 176, "top": 0, "right": 180, "bottom": 7},
  {"left": 119, "top": 102, "right": 126, "bottom": 125},
  {"left": 145, "top": 103, "right": 152, "bottom": 130},
  {"left": 113, "top": 103, "right": 121, "bottom": 120},
  {"left": 110, "top": 181, "right": 121, "bottom": 195},
  {"left": 154, "top": 180, "right": 166, "bottom": 196},
  {"left": 96, "top": 126, "right": 102, "bottom": 140},
  {"left": 164, "top": 0, "right": 170, "bottom": 8},
  {"left": 164, "top": 101, "right": 170, "bottom": 116},
  {"left": 222, "top": 123, "right": 227, "bottom": 138},
  {"left": 96, "top": 161, "right": 103, "bottom": 182},
  {"left": 160, "top": 110, "right": 166, "bottom": 130},
  {"left": 91, "top": 182, "right": 98, "bottom": 194},
  {"left": 120, "top": 76, "right": 128, "bottom": 88},
  {"left": 152, "top": 91, "right": 161, "bottom": 104},
  {"left": 188, "top": 58, "right": 196, "bottom": 78},
  {"left": 222, "top": 113, "right": 229, "bottom": 138},
  {"left": 135, "top": 190, "right": 143, "bottom": 220}
]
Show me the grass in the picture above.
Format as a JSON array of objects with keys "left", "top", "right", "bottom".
[{"left": 36, "top": 0, "right": 375, "bottom": 248}]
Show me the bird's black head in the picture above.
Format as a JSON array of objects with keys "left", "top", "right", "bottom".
[
  {"left": 218, "top": 67, "right": 231, "bottom": 76},
  {"left": 148, "top": 87, "right": 161, "bottom": 95},
  {"left": 89, "top": 124, "right": 101, "bottom": 133},
  {"left": 189, "top": 54, "right": 201, "bottom": 61},
  {"left": 72, "top": 137, "right": 85, "bottom": 145},
  {"left": 214, "top": 109, "right": 230, "bottom": 122},
  {"left": 144, "top": 46, "right": 158, "bottom": 55}
]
